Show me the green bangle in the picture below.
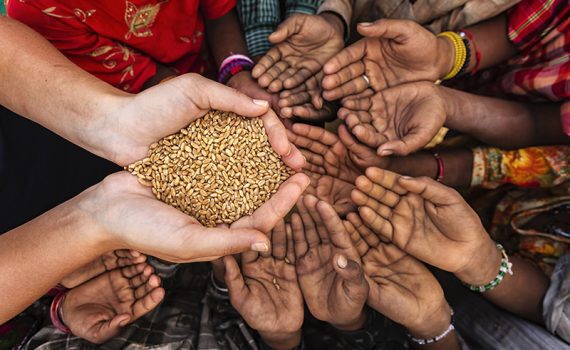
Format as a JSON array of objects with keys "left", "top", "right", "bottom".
[{"left": 465, "top": 243, "right": 513, "bottom": 293}]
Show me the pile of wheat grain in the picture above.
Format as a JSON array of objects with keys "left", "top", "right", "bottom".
[{"left": 127, "top": 110, "right": 293, "bottom": 227}]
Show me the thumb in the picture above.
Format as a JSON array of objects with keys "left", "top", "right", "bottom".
[
  {"left": 269, "top": 15, "right": 302, "bottom": 44},
  {"left": 333, "top": 254, "right": 366, "bottom": 287},
  {"left": 202, "top": 77, "right": 270, "bottom": 118},
  {"left": 89, "top": 314, "right": 130, "bottom": 344},
  {"left": 356, "top": 19, "right": 414, "bottom": 42},
  {"left": 223, "top": 255, "right": 248, "bottom": 303}
]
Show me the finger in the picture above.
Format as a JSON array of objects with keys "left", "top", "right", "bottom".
[
  {"left": 258, "top": 61, "right": 290, "bottom": 90},
  {"left": 342, "top": 96, "right": 372, "bottom": 111},
  {"left": 397, "top": 175, "right": 464, "bottom": 206},
  {"left": 323, "top": 75, "right": 370, "bottom": 101},
  {"left": 89, "top": 314, "right": 130, "bottom": 343},
  {"left": 323, "top": 41, "right": 365, "bottom": 75},
  {"left": 322, "top": 61, "right": 365, "bottom": 91},
  {"left": 337, "top": 125, "right": 381, "bottom": 168},
  {"left": 356, "top": 19, "right": 415, "bottom": 42},
  {"left": 316, "top": 200, "right": 354, "bottom": 249},
  {"left": 354, "top": 173, "right": 402, "bottom": 207},
  {"left": 194, "top": 77, "right": 271, "bottom": 118},
  {"left": 269, "top": 67, "right": 299, "bottom": 92},
  {"left": 259, "top": 110, "right": 305, "bottom": 170},
  {"left": 303, "top": 194, "right": 329, "bottom": 243},
  {"left": 297, "top": 196, "right": 321, "bottom": 246},
  {"left": 119, "top": 262, "right": 147, "bottom": 279},
  {"left": 291, "top": 212, "right": 309, "bottom": 257},
  {"left": 132, "top": 287, "right": 165, "bottom": 323},
  {"left": 232, "top": 173, "right": 310, "bottom": 232},
  {"left": 290, "top": 105, "right": 333, "bottom": 121},
  {"left": 127, "top": 264, "right": 154, "bottom": 289},
  {"left": 333, "top": 254, "right": 367, "bottom": 288},
  {"left": 241, "top": 249, "right": 259, "bottom": 264},
  {"left": 223, "top": 255, "right": 248, "bottom": 302},
  {"left": 377, "top": 134, "right": 428, "bottom": 157},
  {"left": 134, "top": 274, "right": 161, "bottom": 299},
  {"left": 347, "top": 212, "right": 381, "bottom": 247},
  {"left": 341, "top": 88, "right": 375, "bottom": 104},
  {"left": 279, "top": 91, "right": 312, "bottom": 108},
  {"left": 253, "top": 48, "right": 282, "bottom": 79},
  {"left": 364, "top": 167, "right": 407, "bottom": 195},
  {"left": 345, "top": 219, "right": 369, "bottom": 257},
  {"left": 358, "top": 206, "right": 394, "bottom": 240},
  {"left": 260, "top": 229, "right": 273, "bottom": 259},
  {"left": 115, "top": 250, "right": 147, "bottom": 266},
  {"left": 269, "top": 15, "right": 302, "bottom": 44},
  {"left": 288, "top": 125, "right": 329, "bottom": 156},
  {"left": 272, "top": 220, "right": 287, "bottom": 259},
  {"left": 284, "top": 68, "right": 314, "bottom": 90},
  {"left": 351, "top": 189, "right": 392, "bottom": 218},
  {"left": 285, "top": 224, "right": 296, "bottom": 264}
]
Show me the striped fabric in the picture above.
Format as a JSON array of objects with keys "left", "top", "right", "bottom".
[{"left": 237, "top": 0, "right": 323, "bottom": 57}]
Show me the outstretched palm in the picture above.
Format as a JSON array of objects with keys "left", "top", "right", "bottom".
[
  {"left": 291, "top": 196, "right": 368, "bottom": 329},
  {"left": 339, "top": 82, "right": 447, "bottom": 156}
]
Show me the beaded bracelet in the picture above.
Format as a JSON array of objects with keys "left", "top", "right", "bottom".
[
  {"left": 437, "top": 31, "right": 467, "bottom": 81},
  {"left": 218, "top": 54, "right": 254, "bottom": 85},
  {"left": 50, "top": 291, "right": 71, "bottom": 334},
  {"left": 465, "top": 243, "right": 513, "bottom": 293},
  {"left": 408, "top": 309, "right": 455, "bottom": 345},
  {"left": 457, "top": 33, "right": 471, "bottom": 77}
]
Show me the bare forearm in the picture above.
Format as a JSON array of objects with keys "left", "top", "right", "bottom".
[
  {"left": 205, "top": 9, "right": 249, "bottom": 68},
  {"left": 443, "top": 88, "right": 568, "bottom": 148},
  {"left": 456, "top": 238, "right": 549, "bottom": 324},
  {"left": 0, "top": 196, "right": 111, "bottom": 323},
  {"left": 0, "top": 17, "right": 128, "bottom": 162}
]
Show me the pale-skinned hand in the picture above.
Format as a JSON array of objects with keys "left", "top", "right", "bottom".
[
  {"left": 253, "top": 14, "right": 344, "bottom": 93},
  {"left": 103, "top": 73, "right": 304, "bottom": 171},
  {"left": 351, "top": 167, "right": 492, "bottom": 274},
  {"left": 224, "top": 221, "right": 303, "bottom": 348},
  {"left": 322, "top": 19, "right": 452, "bottom": 101},
  {"left": 291, "top": 195, "right": 368, "bottom": 331},
  {"left": 339, "top": 81, "right": 447, "bottom": 156},
  {"left": 80, "top": 171, "right": 309, "bottom": 263}
]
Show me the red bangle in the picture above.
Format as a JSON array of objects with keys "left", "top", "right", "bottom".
[
  {"left": 50, "top": 291, "right": 71, "bottom": 334},
  {"left": 459, "top": 29, "right": 481, "bottom": 75},
  {"left": 430, "top": 151, "right": 445, "bottom": 182}
]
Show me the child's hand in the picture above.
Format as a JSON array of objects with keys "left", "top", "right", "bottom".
[
  {"left": 253, "top": 14, "right": 344, "bottom": 93},
  {"left": 226, "top": 71, "right": 280, "bottom": 111},
  {"left": 278, "top": 74, "right": 336, "bottom": 122},
  {"left": 291, "top": 196, "right": 369, "bottom": 331},
  {"left": 62, "top": 263, "right": 164, "bottom": 344},
  {"left": 351, "top": 167, "right": 495, "bottom": 276},
  {"left": 322, "top": 19, "right": 452, "bottom": 101},
  {"left": 305, "top": 171, "right": 355, "bottom": 217},
  {"left": 288, "top": 123, "right": 384, "bottom": 183},
  {"left": 224, "top": 221, "right": 304, "bottom": 348},
  {"left": 339, "top": 82, "right": 447, "bottom": 156}
]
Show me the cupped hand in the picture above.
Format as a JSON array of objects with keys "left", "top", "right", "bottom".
[
  {"left": 253, "top": 14, "right": 344, "bottom": 93},
  {"left": 322, "top": 19, "right": 452, "bottom": 101},
  {"left": 62, "top": 263, "right": 164, "bottom": 344},
  {"left": 224, "top": 221, "right": 303, "bottom": 343},
  {"left": 288, "top": 123, "right": 382, "bottom": 183},
  {"left": 291, "top": 195, "right": 368, "bottom": 330},
  {"left": 339, "top": 81, "right": 447, "bottom": 156},
  {"left": 106, "top": 73, "right": 305, "bottom": 171},
  {"left": 81, "top": 171, "right": 309, "bottom": 263},
  {"left": 227, "top": 71, "right": 281, "bottom": 111},
  {"left": 350, "top": 167, "right": 491, "bottom": 274},
  {"left": 304, "top": 171, "right": 355, "bottom": 217},
  {"left": 278, "top": 74, "right": 336, "bottom": 122}
]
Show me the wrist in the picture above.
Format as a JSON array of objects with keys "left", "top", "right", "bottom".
[
  {"left": 435, "top": 36, "right": 454, "bottom": 80},
  {"left": 330, "top": 310, "right": 367, "bottom": 331},
  {"left": 407, "top": 302, "right": 453, "bottom": 339},
  {"left": 259, "top": 330, "right": 302, "bottom": 350},
  {"left": 319, "top": 12, "right": 345, "bottom": 38},
  {"left": 455, "top": 236, "right": 501, "bottom": 285}
]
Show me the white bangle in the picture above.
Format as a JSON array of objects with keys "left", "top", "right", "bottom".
[{"left": 407, "top": 309, "right": 455, "bottom": 345}]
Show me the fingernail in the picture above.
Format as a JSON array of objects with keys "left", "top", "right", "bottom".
[
  {"left": 253, "top": 99, "right": 269, "bottom": 106},
  {"left": 380, "top": 149, "right": 393, "bottom": 156},
  {"left": 337, "top": 255, "right": 348, "bottom": 268},
  {"left": 359, "top": 22, "right": 372, "bottom": 26},
  {"left": 284, "top": 143, "right": 293, "bottom": 157},
  {"left": 401, "top": 176, "right": 413, "bottom": 180},
  {"left": 251, "top": 242, "right": 269, "bottom": 252}
]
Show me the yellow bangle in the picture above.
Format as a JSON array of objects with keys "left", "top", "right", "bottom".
[{"left": 437, "top": 31, "right": 467, "bottom": 81}]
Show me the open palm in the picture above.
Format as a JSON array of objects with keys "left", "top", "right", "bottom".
[
  {"left": 351, "top": 167, "right": 489, "bottom": 273},
  {"left": 291, "top": 196, "right": 368, "bottom": 329},
  {"left": 339, "top": 81, "right": 447, "bottom": 156}
]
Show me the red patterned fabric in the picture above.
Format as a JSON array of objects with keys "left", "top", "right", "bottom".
[{"left": 8, "top": 0, "right": 236, "bottom": 92}]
